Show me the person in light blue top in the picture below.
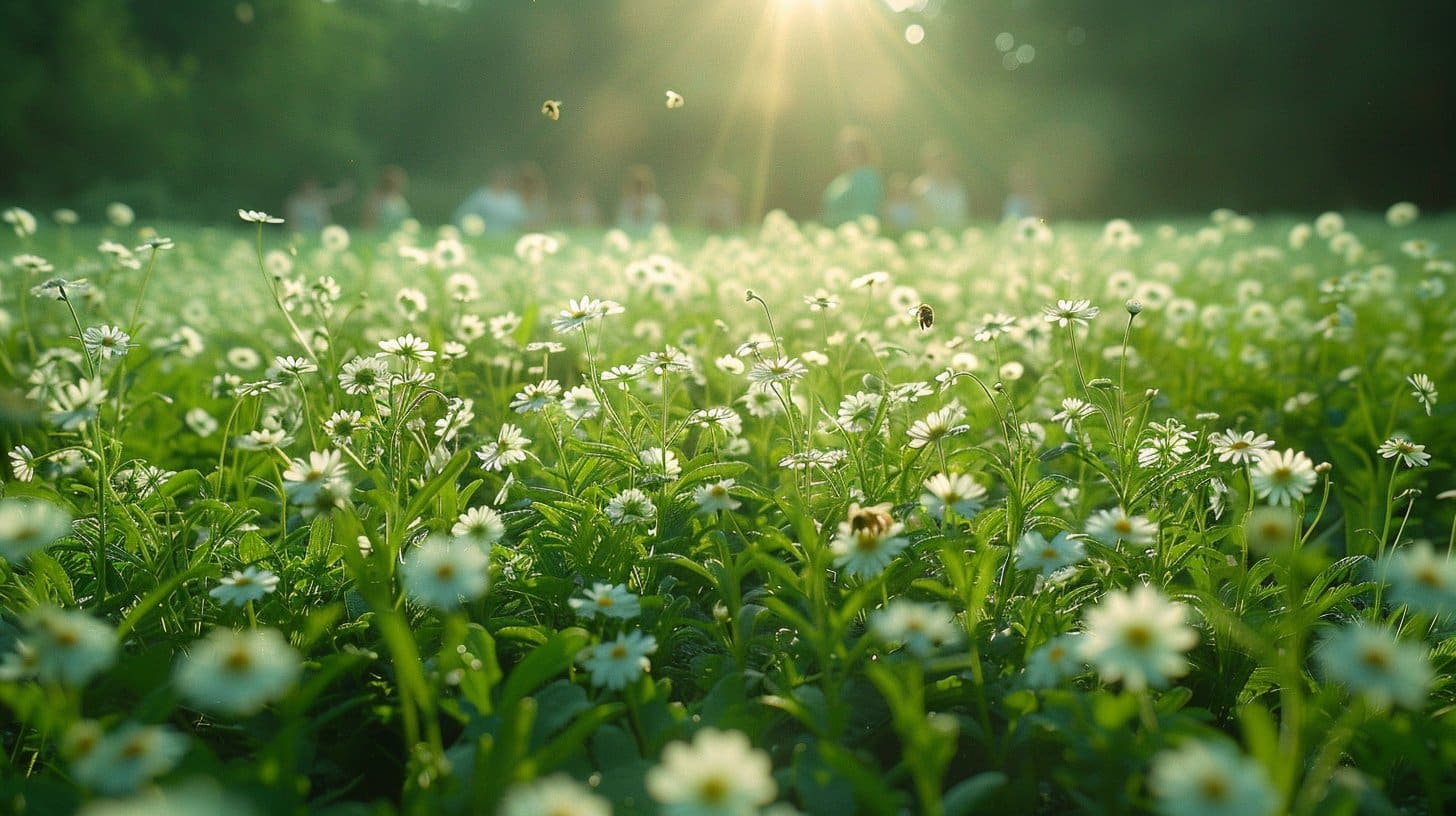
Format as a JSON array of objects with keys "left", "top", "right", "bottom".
[
  {"left": 453, "top": 166, "right": 526, "bottom": 234},
  {"left": 822, "top": 126, "right": 884, "bottom": 227}
]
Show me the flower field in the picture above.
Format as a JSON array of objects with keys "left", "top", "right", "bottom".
[{"left": 2, "top": 204, "right": 1454, "bottom": 815}]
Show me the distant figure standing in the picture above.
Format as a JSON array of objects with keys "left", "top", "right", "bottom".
[
  {"left": 567, "top": 184, "right": 602, "bottom": 229},
  {"left": 882, "top": 173, "right": 917, "bottom": 234},
  {"left": 617, "top": 165, "right": 665, "bottom": 235},
  {"left": 911, "top": 140, "right": 968, "bottom": 229},
  {"left": 517, "top": 161, "right": 551, "bottom": 231},
  {"left": 694, "top": 169, "right": 741, "bottom": 232},
  {"left": 286, "top": 176, "right": 354, "bottom": 233},
  {"left": 454, "top": 166, "right": 526, "bottom": 234},
  {"left": 362, "top": 166, "right": 411, "bottom": 231},
  {"left": 1002, "top": 164, "right": 1046, "bottom": 222},
  {"left": 822, "top": 126, "right": 884, "bottom": 227}
]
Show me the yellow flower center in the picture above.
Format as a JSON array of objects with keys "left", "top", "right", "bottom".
[
  {"left": 1124, "top": 625, "right": 1152, "bottom": 649},
  {"left": 1360, "top": 648, "right": 1389, "bottom": 670},
  {"left": 225, "top": 647, "right": 253, "bottom": 672},
  {"left": 699, "top": 776, "right": 730, "bottom": 803},
  {"left": 1198, "top": 774, "right": 1230, "bottom": 802}
]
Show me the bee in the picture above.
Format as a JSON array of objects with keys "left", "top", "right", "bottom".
[
  {"left": 914, "top": 303, "right": 934, "bottom": 331},
  {"left": 541, "top": 99, "right": 562, "bottom": 121},
  {"left": 665, "top": 90, "right": 685, "bottom": 109},
  {"left": 847, "top": 502, "right": 895, "bottom": 536}
]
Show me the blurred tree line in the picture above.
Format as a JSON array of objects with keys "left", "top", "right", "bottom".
[{"left": 1, "top": 0, "right": 1452, "bottom": 223}]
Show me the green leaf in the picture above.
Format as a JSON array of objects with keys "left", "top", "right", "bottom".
[
  {"left": 943, "top": 771, "right": 1008, "bottom": 815},
  {"left": 116, "top": 560, "right": 216, "bottom": 638},
  {"left": 498, "top": 628, "right": 590, "bottom": 712},
  {"left": 400, "top": 448, "right": 471, "bottom": 525}
]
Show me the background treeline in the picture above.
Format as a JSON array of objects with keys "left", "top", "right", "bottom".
[{"left": 2, "top": 0, "right": 1453, "bottom": 224}]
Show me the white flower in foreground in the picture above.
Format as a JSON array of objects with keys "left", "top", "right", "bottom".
[
  {"left": 1042, "top": 299, "right": 1100, "bottom": 328},
  {"left": 477, "top": 424, "right": 532, "bottom": 471},
  {"left": 1207, "top": 429, "right": 1274, "bottom": 465},
  {"left": 605, "top": 488, "right": 656, "bottom": 525},
  {"left": 4, "top": 206, "right": 37, "bottom": 236},
  {"left": 0, "top": 498, "right": 73, "bottom": 561},
  {"left": 281, "top": 449, "right": 348, "bottom": 504},
  {"left": 1381, "top": 542, "right": 1456, "bottom": 619},
  {"left": 452, "top": 505, "right": 506, "bottom": 546},
  {"left": 175, "top": 627, "right": 300, "bottom": 716},
  {"left": 1084, "top": 507, "right": 1158, "bottom": 548},
  {"left": 1250, "top": 448, "right": 1317, "bottom": 506},
  {"left": 579, "top": 630, "right": 657, "bottom": 690},
  {"left": 638, "top": 447, "right": 682, "bottom": 480},
  {"left": 7, "top": 445, "right": 38, "bottom": 482},
  {"left": 511, "top": 379, "right": 562, "bottom": 413},
  {"left": 1023, "top": 633, "right": 1086, "bottom": 689},
  {"left": 209, "top": 566, "right": 280, "bottom": 607},
  {"left": 273, "top": 355, "right": 317, "bottom": 377},
  {"left": 1385, "top": 201, "right": 1419, "bottom": 228},
  {"left": 18, "top": 607, "right": 117, "bottom": 686},
  {"left": 75, "top": 780, "right": 255, "bottom": 816},
  {"left": 552, "top": 295, "right": 624, "bottom": 333},
  {"left": 560, "top": 385, "right": 601, "bottom": 421},
  {"left": 46, "top": 378, "right": 107, "bottom": 430},
  {"left": 338, "top": 355, "right": 390, "bottom": 395},
  {"left": 378, "top": 333, "right": 435, "bottom": 363},
  {"left": 1149, "top": 740, "right": 1280, "bottom": 816},
  {"left": 1407, "top": 373, "right": 1437, "bottom": 416},
  {"left": 81, "top": 325, "right": 131, "bottom": 359},
  {"left": 920, "top": 472, "right": 987, "bottom": 520},
  {"left": 830, "top": 503, "right": 909, "bottom": 579},
  {"left": 1015, "top": 529, "right": 1086, "bottom": 576},
  {"left": 870, "top": 600, "right": 960, "bottom": 658},
  {"left": 747, "top": 356, "right": 808, "bottom": 388},
  {"left": 907, "top": 402, "right": 968, "bottom": 449},
  {"left": 501, "top": 774, "right": 611, "bottom": 816},
  {"left": 70, "top": 722, "right": 188, "bottom": 795},
  {"left": 569, "top": 582, "right": 641, "bottom": 620},
  {"left": 693, "top": 479, "right": 742, "bottom": 514},
  {"left": 1377, "top": 436, "right": 1430, "bottom": 468},
  {"left": 1080, "top": 585, "right": 1198, "bottom": 692},
  {"left": 1316, "top": 622, "right": 1432, "bottom": 711},
  {"left": 646, "top": 728, "right": 776, "bottom": 815},
  {"left": 401, "top": 536, "right": 490, "bottom": 611},
  {"left": 238, "top": 209, "right": 283, "bottom": 224}
]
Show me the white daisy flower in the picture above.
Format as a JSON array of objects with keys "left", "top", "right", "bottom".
[
  {"left": 400, "top": 535, "right": 490, "bottom": 611},
  {"left": 174, "top": 627, "right": 301, "bottom": 716},
  {"left": 209, "top": 566, "right": 280, "bottom": 607},
  {"left": 1080, "top": 585, "right": 1198, "bottom": 692},
  {"left": 579, "top": 630, "right": 656, "bottom": 690}
]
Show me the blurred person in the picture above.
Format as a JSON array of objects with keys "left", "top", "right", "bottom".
[
  {"left": 362, "top": 165, "right": 411, "bottom": 231},
  {"left": 882, "top": 172, "right": 917, "bottom": 234},
  {"left": 910, "top": 140, "right": 968, "bottom": 229},
  {"left": 454, "top": 166, "right": 526, "bottom": 234},
  {"left": 567, "top": 184, "right": 602, "bottom": 228},
  {"left": 286, "top": 176, "right": 354, "bottom": 233},
  {"left": 617, "top": 164, "right": 665, "bottom": 235},
  {"left": 694, "top": 169, "right": 741, "bottom": 232},
  {"left": 1003, "top": 164, "right": 1046, "bottom": 222},
  {"left": 516, "top": 161, "right": 551, "bottom": 231},
  {"left": 822, "top": 126, "right": 884, "bottom": 227}
]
